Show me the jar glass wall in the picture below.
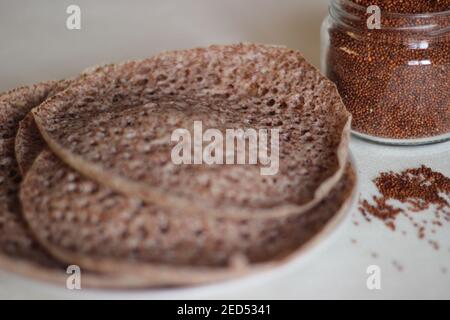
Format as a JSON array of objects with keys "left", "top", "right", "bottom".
[{"left": 321, "top": 0, "right": 450, "bottom": 145}]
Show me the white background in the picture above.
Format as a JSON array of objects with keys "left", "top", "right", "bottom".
[{"left": 0, "top": 0, "right": 449, "bottom": 299}]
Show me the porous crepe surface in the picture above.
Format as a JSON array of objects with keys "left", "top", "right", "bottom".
[
  {"left": 65, "top": 96, "right": 344, "bottom": 212},
  {"left": 0, "top": 81, "right": 58, "bottom": 140},
  {"left": 11, "top": 85, "right": 355, "bottom": 289},
  {"left": 0, "top": 138, "right": 59, "bottom": 267},
  {"left": 0, "top": 81, "right": 73, "bottom": 281},
  {"left": 33, "top": 43, "right": 351, "bottom": 219},
  {"left": 13, "top": 79, "right": 89, "bottom": 177},
  {"left": 14, "top": 101, "right": 355, "bottom": 286},
  {"left": 15, "top": 113, "right": 46, "bottom": 176},
  {"left": 21, "top": 146, "right": 356, "bottom": 285},
  {"left": 0, "top": 83, "right": 181, "bottom": 288}
]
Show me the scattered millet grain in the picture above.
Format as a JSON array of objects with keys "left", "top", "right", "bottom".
[
  {"left": 360, "top": 196, "right": 401, "bottom": 230},
  {"left": 392, "top": 259, "right": 404, "bottom": 272},
  {"left": 428, "top": 240, "right": 440, "bottom": 250},
  {"left": 359, "top": 165, "right": 450, "bottom": 249},
  {"left": 325, "top": 0, "right": 450, "bottom": 140}
]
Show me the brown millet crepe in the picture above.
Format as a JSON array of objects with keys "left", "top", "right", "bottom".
[
  {"left": 2, "top": 44, "right": 355, "bottom": 288},
  {"left": 32, "top": 44, "right": 351, "bottom": 220},
  {"left": 0, "top": 81, "right": 59, "bottom": 140},
  {"left": 0, "top": 82, "right": 66, "bottom": 274},
  {"left": 0, "top": 82, "right": 189, "bottom": 288},
  {"left": 21, "top": 147, "right": 356, "bottom": 286},
  {"left": 2, "top": 138, "right": 108, "bottom": 286},
  {"left": 15, "top": 105, "right": 357, "bottom": 286},
  {"left": 0, "top": 138, "right": 60, "bottom": 268},
  {"left": 15, "top": 113, "right": 47, "bottom": 176}
]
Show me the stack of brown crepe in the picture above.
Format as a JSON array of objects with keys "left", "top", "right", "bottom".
[{"left": 0, "top": 44, "right": 354, "bottom": 288}]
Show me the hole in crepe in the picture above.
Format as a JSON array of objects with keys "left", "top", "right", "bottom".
[
  {"left": 112, "top": 94, "right": 123, "bottom": 103},
  {"left": 159, "top": 224, "right": 170, "bottom": 234},
  {"left": 156, "top": 74, "right": 167, "bottom": 82},
  {"left": 195, "top": 229, "right": 204, "bottom": 237}
]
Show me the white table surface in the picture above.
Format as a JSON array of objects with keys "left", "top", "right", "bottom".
[{"left": 0, "top": 0, "right": 449, "bottom": 299}]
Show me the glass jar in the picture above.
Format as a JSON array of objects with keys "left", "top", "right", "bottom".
[{"left": 321, "top": 0, "right": 450, "bottom": 145}]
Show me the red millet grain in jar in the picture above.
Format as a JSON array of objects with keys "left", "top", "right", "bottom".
[
  {"left": 359, "top": 165, "right": 450, "bottom": 249},
  {"left": 326, "top": 1, "right": 450, "bottom": 140},
  {"left": 351, "top": 1, "right": 450, "bottom": 13}
]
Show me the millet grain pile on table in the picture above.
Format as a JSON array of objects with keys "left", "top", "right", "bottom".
[{"left": 358, "top": 165, "right": 450, "bottom": 251}]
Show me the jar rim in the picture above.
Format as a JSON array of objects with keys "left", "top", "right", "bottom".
[
  {"left": 329, "top": 0, "right": 450, "bottom": 36},
  {"left": 332, "top": 0, "right": 450, "bottom": 18}
]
